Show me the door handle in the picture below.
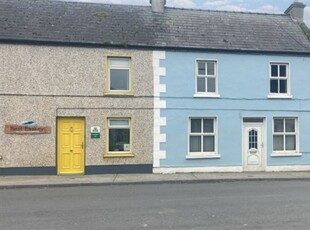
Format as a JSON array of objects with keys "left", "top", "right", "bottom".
[{"left": 81, "top": 142, "right": 84, "bottom": 149}]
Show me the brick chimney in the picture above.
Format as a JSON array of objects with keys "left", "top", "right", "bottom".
[
  {"left": 150, "top": 0, "right": 166, "bottom": 13},
  {"left": 285, "top": 1, "right": 306, "bottom": 24}
]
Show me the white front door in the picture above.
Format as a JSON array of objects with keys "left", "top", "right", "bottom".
[{"left": 243, "top": 123, "right": 265, "bottom": 172}]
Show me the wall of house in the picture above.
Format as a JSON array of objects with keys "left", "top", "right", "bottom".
[
  {"left": 155, "top": 50, "right": 310, "bottom": 172},
  {"left": 0, "top": 44, "right": 153, "bottom": 174}
]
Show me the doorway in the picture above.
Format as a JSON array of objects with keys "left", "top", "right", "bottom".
[
  {"left": 57, "top": 118, "right": 85, "bottom": 175},
  {"left": 243, "top": 120, "right": 265, "bottom": 172}
]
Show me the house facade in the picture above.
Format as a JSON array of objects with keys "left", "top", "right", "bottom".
[
  {"left": 0, "top": 0, "right": 156, "bottom": 175},
  {"left": 0, "top": 0, "right": 310, "bottom": 175},
  {"left": 152, "top": 2, "right": 310, "bottom": 173},
  {"left": 153, "top": 51, "right": 310, "bottom": 173}
]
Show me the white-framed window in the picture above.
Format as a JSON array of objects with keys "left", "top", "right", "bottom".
[
  {"left": 195, "top": 60, "right": 218, "bottom": 96},
  {"left": 187, "top": 117, "right": 218, "bottom": 158},
  {"left": 107, "top": 118, "right": 131, "bottom": 154},
  {"left": 107, "top": 57, "right": 131, "bottom": 93},
  {"left": 272, "top": 117, "right": 299, "bottom": 155},
  {"left": 269, "top": 63, "right": 290, "bottom": 96}
]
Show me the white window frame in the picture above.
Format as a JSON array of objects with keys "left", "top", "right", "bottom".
[
  {"left": 194, "top": 59, "right": 220, "bottom": 98},
  {"left": 271, "top": 117, "right": 301, "bottom": 157},
  {"left": 107, "top": 57, "right": 132, "bottom": 94},
  {"left": 268, "top": 62, "right": 292, "bottom": 99},
  {"left": 187, "top": 117, "right": 219, "bottom": 159},
  {"left": 105, "top": 117, "right": 133, "bottom": 157}
]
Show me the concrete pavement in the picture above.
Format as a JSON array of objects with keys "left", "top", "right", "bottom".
[{"left": 1, "top": 171, "right": 310, "bottom": 189}]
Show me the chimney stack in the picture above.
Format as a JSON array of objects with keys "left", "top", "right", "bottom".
[
  {"left": 150, "top": 0, "right": 166, "bottom": 13},
  {"left": 285, "top": 1, "right": 306, "bottom": 24}
]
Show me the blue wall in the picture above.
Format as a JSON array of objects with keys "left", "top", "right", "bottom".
[{"left": 160, "top": 51, "right": 310, "bottom": 167}]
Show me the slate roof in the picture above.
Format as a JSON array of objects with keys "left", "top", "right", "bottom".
[{"left": 1, "top": 0, "right": 310, "bottom": 53}]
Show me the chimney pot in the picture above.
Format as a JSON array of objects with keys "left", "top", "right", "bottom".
[{"left": 150, "top": 0, "right": 166, "bottom": 13}]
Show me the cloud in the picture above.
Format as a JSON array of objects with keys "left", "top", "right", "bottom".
[
  {"left": 166, "top": 0, "right": 197, "bottom": 9},
  {"left": 202, "top": 0, "right": 247, "bottom": 12},
  {"left": 253, "top": 4, "right": 281, "bottom": 14}
]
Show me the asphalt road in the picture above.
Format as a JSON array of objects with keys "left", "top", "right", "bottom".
[{"left": 1, "top": 181, "right": 310, "bottom": 230}]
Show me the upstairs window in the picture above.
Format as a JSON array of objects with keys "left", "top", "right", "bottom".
[
  {"left": 108, "top": 57, "right": 131, "bottom": 93},
  {"left": 195, "top": 60, "right": 218, "bottom": 96},
  {"left": 269, "top": 63, "right": 290, "bottom": 96}
]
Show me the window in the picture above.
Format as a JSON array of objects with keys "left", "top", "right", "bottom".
[
  {"left": 106, "top": 118, "right": 132, "bottom": 157},
  {"left": 248, "top": 129, "right": 258, "bottom": 149},
  {"left": 273, "top": 118, "right": 299, "bottom": 155},
  {"left": 188, "top": 117, "right": 218, "bottom": 158},
  {"left": 195, "top": 60, "right": 218, "bottom": 96},
  {"left": 269, "top": 63, "right": 290, "bottom": 96},
  {"left": 107, "top": 57, "right": 131, "bottom": 93}
]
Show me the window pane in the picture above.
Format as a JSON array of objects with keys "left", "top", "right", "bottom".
[
  {"left": 109, "top": 129, "right": 130, "bottom": 152},
  {"left": 190, "top": 136, "right": 201, "bottom": 152},
  {"left": 203, "top": 119, "right": 214, "bottom": 133},
  {"left": 285, "top": 119, "right": 295, "bottom": 132},
  {"left": 110, "top": 58, "right": 130, "bottom": 67},
  {"left": 270, "top": 80, "right": 278, "bottom": 93},
  {"left": 285, "top": 135, "right": 296, "bottom": 151},
  {"left": 271, "top": 65, "right": 278, "bottom": 77},
  {"left": 280, "top": 65, "right": 287, "bottom": 77},
  {"left": 207, "top": 62, "right": 215, "bottom": 75},
  {"left": 198, "top": 62, "right": 205, "bottom": 75},
  {"left": 197, "top": 78, "right": 206, "bottom": 92},
  {"left": 110, "top": 69, "right": 129, "bottom": 90},
  {"left": 273, "top": 135, "right": 284, "bottom": 151},
  {"left": 110, "top": 119, "right": 129, "bottom": 127},
  {"left": 207, "top": 78, "right": 216, "bottom": 92},
  {"left": 279, "top": 80, "right": 287, "bottom": 93},
  {"left": 249, "top": 129, "right": 258, "bottom": 149},
  {"left": 191, "top": 119, "right": 201, "bottom": 133},
  {"left": 274, "top": 119, "right": 284, "bottom": 132},
  {"left": 203, "top": 136, "right": 215, "bottom": 152}
]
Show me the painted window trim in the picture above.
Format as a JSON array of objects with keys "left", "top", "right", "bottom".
[
  {"left": 195, "top": 59, "right": 219, "bottom": 96},
  {"left": 193, "top": 94, "right": 221, "bottom": 98},
  {"left": 267, "top": 95, "right": 293, "bottom": 99},
  {"left": 271, "top": 152, "right": 302, "bottom": 157},
  {"left": 272, "top": 117, "right": 299, "bottom": 156},
  {"left": 268, "top": 62, "right": 291, "bottom": 97},
  {"left": 104, "top": 117, "right": 134, "bottom": 158},
  {"left": 187, "top": 116, "right": 219, "bottom": 159},
  {"left": 186, "top": 154, "right": 221, "bottom": 159},
  {"left": 105, "top": 56, "right": 134, "bottom": 96}
]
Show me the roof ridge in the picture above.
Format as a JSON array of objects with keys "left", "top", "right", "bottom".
[
  {"left": 54, "top": 1, "right": 286, "bottom": 17},
  {"left": 165, "top": 6, "right": 286, "bottom": 17}
]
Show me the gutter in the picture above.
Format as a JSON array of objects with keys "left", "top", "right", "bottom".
[{"left": 1, "top": 38, "right": 310, "bottom": 56}]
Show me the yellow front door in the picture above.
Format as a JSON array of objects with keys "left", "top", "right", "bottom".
[{"left": 57, "top": 118, "right": 85, "bottom": 175}]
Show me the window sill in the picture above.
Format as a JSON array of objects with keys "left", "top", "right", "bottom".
[
  {"left": 104, "top": 153, "right": 134, "bottom": 158},
  {"left": 193, "top": 94, "right": 220, "bottom": 98},
  {"left": 104, "top": 92, "right": 134, "bottom": 97},
  {"left": 268, "top": 95, "right": 292, "bottom": 99},
  {"left": 271, "top": 152, "right": 302, "bottom": 157},
  {"left": 186, "top": 154, "right": 220, "bottom": 159}
]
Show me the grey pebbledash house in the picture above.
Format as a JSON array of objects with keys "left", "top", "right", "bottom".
[{"left": 0, "top": 0, "right": 310, "bottom": 175}]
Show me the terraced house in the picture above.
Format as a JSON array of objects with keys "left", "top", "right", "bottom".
[{"left": 0, "top": 0, "right": 310, "bottom": 175}]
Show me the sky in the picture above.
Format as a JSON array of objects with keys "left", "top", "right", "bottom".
[{"left": 70, "top": 0, "right": 310, "bottom": 26}]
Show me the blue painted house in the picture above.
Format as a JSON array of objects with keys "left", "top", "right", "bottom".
[{"left": 153, "top": 1, "right": 310, "bottom": 172}]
